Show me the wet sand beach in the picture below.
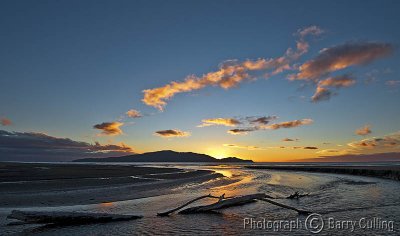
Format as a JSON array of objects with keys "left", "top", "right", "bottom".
[{"left": 0, "top": 162, "right": 223, "bottom": 207}]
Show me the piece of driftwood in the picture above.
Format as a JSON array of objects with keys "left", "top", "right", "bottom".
[
  {"left": 7, "top": 210, "right": 142, "bottom": 225},
  {"left": 258, "top": 198, "right": 311, "bottom": 215},
  {"left": 158, "top": 193, "right": 312, "bottom": 215},
  {"left": 179, "top": 193, "right": 266, "bottom": 214},
  {"left": 157, "top": 194, "right": 227, "bottom": 216}
]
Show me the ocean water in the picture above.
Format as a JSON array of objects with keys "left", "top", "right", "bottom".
[{"left": 1, "top": 163, "right": 399, "bottom": 235}]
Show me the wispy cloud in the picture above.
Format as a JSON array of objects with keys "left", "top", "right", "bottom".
[
  {"left": 142, "top": 26, "right": 323, "bottom": 110},
  {"left": 262, "top": 119, "right": 313, "bottom": 130},
  {"left": 126, "top": 109, "right": 142, "bottom": 118},
  {"left": 199, "top": 118, "right": 242, "bottom": 127},
  {"left": 291, "top": 42, "right": 393, "bottom": 81},
  {"left": 227, "top": 128, "right": 256, "bottom": 135},
  {"left": 355, "top": 125, "right": 372, "bottom": 136},
  {"left": 0, "top": 130, "right": 134, "bottom": 161},
  {"left": 226, "top": 118, "right": 313, "bottom": 135},
  {"left": 385, "top": 80, "right": 400, "bottom": 87},
  {"left": 318, "top": 75, "right": 356, "bottom": 88},
  {"left": 1, "top": 117, "right": 12, "bottom": 126},
  {"left": 282, "top": 138, "right": 299, "bottom": 142},
  {"left": 247, "top": 116, "right": 278, "bottom": 125},
  {"left": 311, "top": 87, "right": 334, "bottom": 102},
  {"left": 93, "top": 122, "right": 124, "bottom": 136},
  {"left": 223, "top": 143, "right": 262, "bottom": 150},
  {"left": 154, "top": 129, "right": 190, "bottom": 138},
  {"left": 269, "top": 146, "right": 318, "bottom": 150}
]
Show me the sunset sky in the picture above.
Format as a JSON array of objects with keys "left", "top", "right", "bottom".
[{"left": 1, "top": 0, "right": 400, "bottom": 162}]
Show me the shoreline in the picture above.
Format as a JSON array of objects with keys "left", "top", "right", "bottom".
[
  {"left": 245, "top": 165, "right": 400, "bottom": 181},
  {"left": 0, "top": 162, "right": 223, "bottom": 208}
]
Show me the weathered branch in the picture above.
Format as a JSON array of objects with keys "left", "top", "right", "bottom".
[
  {"left": 287, "top": 191, "right": 309, "bottom": 199},
  {"left": 7, "top": 210, "right": 142, "bottom": 225},
  {"left": 157, "top": 194, "right": 225, "bottom": 216}
]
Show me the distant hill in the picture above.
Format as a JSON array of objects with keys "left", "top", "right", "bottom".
[{"left": 73, "top": 150, "right": 253, "bottom": 163}]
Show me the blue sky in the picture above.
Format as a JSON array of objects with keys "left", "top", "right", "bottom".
[{"left": 1, "top": 0, "right": 400, "bottom": 161}]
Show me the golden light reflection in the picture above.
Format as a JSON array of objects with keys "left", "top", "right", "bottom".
[
  {"left": 100, "top": 202, "right": 114, "bottom": 207},
  {"left": 213, "top": 169, "right": 233, "bottom": 178}
]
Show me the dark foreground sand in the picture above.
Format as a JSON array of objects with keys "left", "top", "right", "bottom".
[
  {"left": 0, "top": 162, "right": 222, "bottom": 207},
  {"left": 246, "top": 165, "right": 400, "bottom": 181}
]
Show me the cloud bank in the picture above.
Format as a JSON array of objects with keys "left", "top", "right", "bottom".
[
  {"left": 348, "top": 132, "right": 400, "bottom": 149},
  {"left": 0, "top": 130, "right": 134, "bottom": 161}
]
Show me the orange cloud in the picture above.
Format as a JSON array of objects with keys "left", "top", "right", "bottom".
[
  {"left": 199, "top": 118, "right": 242, "bottom": 127},
  {"left": 292, "top": 42, "right": 393, "bottom": 80},
  {"left": 311, "top": 74, "right": 356, "bottom": 102},
  {"left": 318, "top": 75, "right": 356, "bottom": 88},
  {"left": 355, "top": 125, "right": 372, "bottom": 136},
  {"left": 263, "top": 119, "right": 313, "bottom": 130},
  {"left": 154, "top": 129, "right": 190, "bottom": 138},
  {"left": 142, "top": 26, "right": 323, "bottom": 110},
  {"left": 311, "top": 87, "right": 333, "bottom": 102},
  {"left": 92, "top": 141, "right": 134, "bottom": 153},
  {"left": 317, "top": 149, "right": 352, "bottom": 156},
  {"left": 93, "top": 122, "right": 124, "bottom": 136},
  {"left": 126, "top": 109, "right": 142, "bottom": 118},
  {"left": 1, "top": 118, "right": 12, "bottom": 126}
]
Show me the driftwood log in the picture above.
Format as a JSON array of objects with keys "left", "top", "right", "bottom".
[
  {"left": 157, "top": 193, "right": 312, "bottom": 215},
  {"left": 179, "top": 193, "right": 265, "bottom": 214},
  {"left": 7, "top": 210, "right": 142, "bottom": 225}
]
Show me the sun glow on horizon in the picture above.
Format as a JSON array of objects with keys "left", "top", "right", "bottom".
[{"left": 206, "top": 147, "right": 229, "bottom": 159}]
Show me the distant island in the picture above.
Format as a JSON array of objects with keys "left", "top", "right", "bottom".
[{"left": 73, "top": 150, "right": 253, "bottom": 163}]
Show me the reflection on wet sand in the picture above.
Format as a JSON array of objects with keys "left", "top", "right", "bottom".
[{"left": 1, "top": 164, "right": 400, "bottom": 235}]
